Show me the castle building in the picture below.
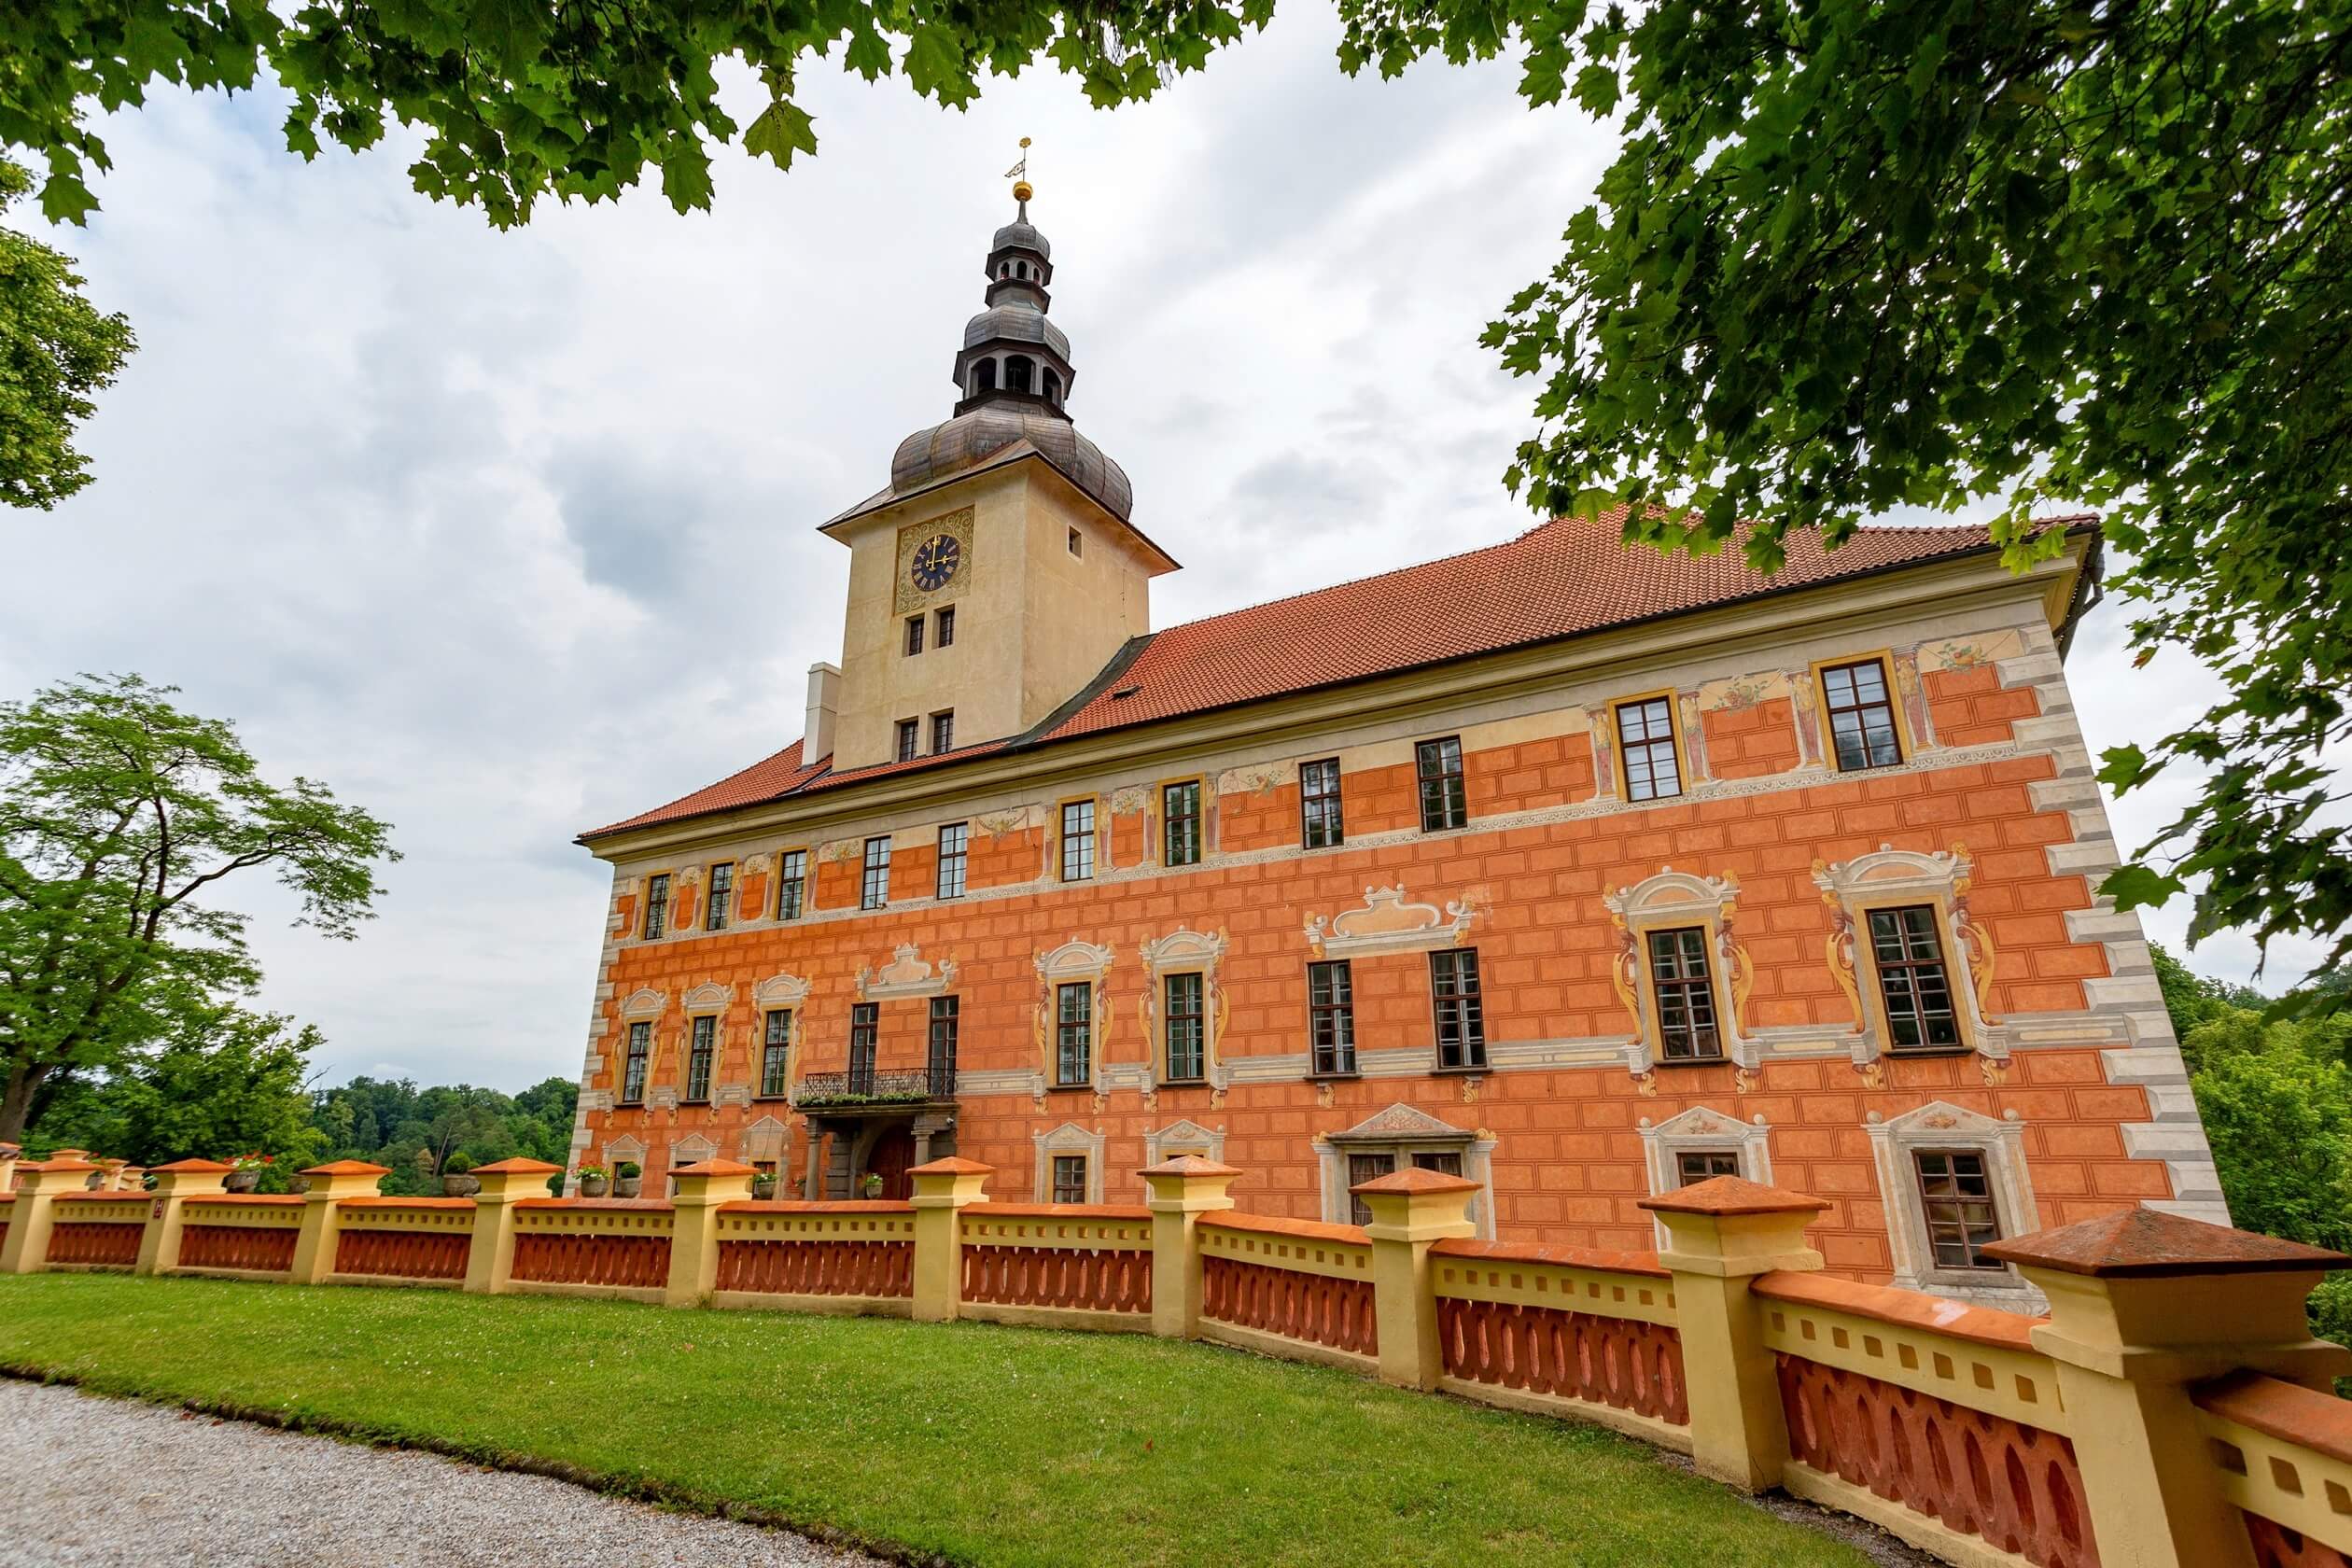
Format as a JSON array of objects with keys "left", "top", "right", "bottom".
[{"left": 566, "top": 189, "right": 2221, "bottom": 1308}]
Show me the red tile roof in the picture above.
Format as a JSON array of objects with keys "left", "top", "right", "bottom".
[{"left": 584, "top": 509, "right": 2080, "bottom": 841}]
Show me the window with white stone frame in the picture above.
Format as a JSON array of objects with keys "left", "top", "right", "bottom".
[
  {"left": 1602, "top": 870, "right": 1757, "bottom": 1073},
  {"left": 1866, "top": 1099, "right": 2041, "bottom": 1307},
  {"left": 1031, "top": 1122, "right": 1106, "bottom": 1204},
  {"left": 1637, "top": 1106, "right": 1774, "bottom": 1242},
  {"left": 1314, "top": 1103, "right": 1496, "bottom": 1238},
  {"left": 1813, "top": 845, "right": 2003, "bottom": 1070}
]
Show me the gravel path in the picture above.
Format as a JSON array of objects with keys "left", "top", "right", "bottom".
[{"left": 0, "top": 1379, "right": 885, "bottom": 1568}]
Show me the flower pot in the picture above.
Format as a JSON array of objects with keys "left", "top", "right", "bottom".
[
  {"left": 224, "top": 1171, "right": 260, "bottom": 1194},
  {"left": 287, "top": 1174, "right": 312, "bottom": 1196},
  {"left": 750, "top": 1177, "right": 777, "bottom": 1200},
  {"left": 613, "top": 1177, "right": 642, "bottom": 1198},
  {"left": 85, "top": 1171, "right": 105, "bottom": 1191},
  {"left": 441, "top": 1174, "right": 481, "bottom": 1197},
  {"left": 579, "top": 1175, "right": 609, "bottom": 1197}
]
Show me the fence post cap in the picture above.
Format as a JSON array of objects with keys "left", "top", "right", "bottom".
[
  {"left": 1638, "top": 1177, "right": 1831, "bottom": 1217},
  {"left": 1139, "top": 1155, "right": 1239, "bottom": 1178},
  {"left": 1984, "top": 1207, "right": 2350, "bottom": 1278},
  {"left": 1350, "top": 1166, "right": 1480, "bottom": 1197},
  {"left": 151, "top": 1158, "right": 236, "bottom": 1174},
  {"left": 907, "top": 1156, "right": 993, "bottom": 1176},
  {"left": 470, "top": 1157, "right": 565, "bottom": 1176},
  {"left": 301, "top": 1160, "right": 393, "bottom": 1177}
]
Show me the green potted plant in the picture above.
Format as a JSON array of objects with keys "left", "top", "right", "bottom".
[
  {"left": 224, "top": 1152, "right": 272, "bottom": 1194},
  {"left": 440, "top": 1152, "right": 479, "bottom": 1197},
  {"left": 859, "top": 1171, "right": 885, "bottom": 1199},
  {"left": 750, "top": 1169, "right": 778, "bottom": 1199},
  {"left": 613, "top": 1159, "right": 642, "bottom": 1198},
  {"left": 575, "top": 1162, "right": 609, "bottom": 1197}
]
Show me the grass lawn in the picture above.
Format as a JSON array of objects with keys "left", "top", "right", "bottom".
[{"left": 0, "top": 1273, "right": 1871, "bottom": 1567}]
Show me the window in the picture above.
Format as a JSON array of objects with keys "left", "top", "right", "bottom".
[
  {"left": 1417, "top": 736, "right": 1468, "bottom": 831},
  {"left": 1677, "top": 1150, "right": 1742, "bottom": 1186},
  {"left": 776, "top": 850, "right": 806, "bottom": 920},
  {"left": 1823, "top": 658, "right": 1904, "bottom": 771},
  {"left": 1162, "top": 780, "right": 1202, "bottom": 867},
  {"left": 1914, "top": 1150, "right": 2005, "bottom": 1269},
  {"left": 904, "top": 615, "right": 925, "bottom": 656},
  {"left": 1067, "top": 525, "right": 1083, "bottom": 556},
  {"left": 1060, "top": 799, "right": 1096, "bottom": 881},
  {"left": 936, "top": 823, "right": 968, "bottom": 899},
  {"left": 705, "top": 862, "right": 734, "bottom": 932},
  {"left": 861, "top": 836, "right": 891, "bottom": 910},
  {"left": 684, "top": 1015, "right": 716, "bottom": 1102},
  {"left": 621, "top": 1021, "right": 651, "bottom": 1104},
  {"left": 1346, "top": 1152, "right": 1394, "bottom": 1225},
  {"left": 1617, "top": 698, "right": 1683, "bottom": 802},
  {"left": 928, "top": 996, "right": 959, "bottom": 1091},
  {"left": 895, "top": 719, "right": 919, "bottom": 763},
  {"left": 1051, "top": 1155, "right": 1088, "bottom": 1206},
  {"left": 1309, "top": 960, "right": 1357, "bottom": 1076},
  {"left": 1431, "top": 949, "right": 1486, "bottom": 1070},
  {"left": 1056, "top": 982, "right": 1092, "bottom": 1085},
  {"left": 1164, "top": 973, "right": 1206, "bottom": 1081},
  {"left": 642, "top": 874, "right": 670, "bottom": 939},
  {"left": 760, "top": 1010, "right": 792, "bottom": 1098},
  {"left": 931, "top": 710, "right": 955, "bottom": 754},
  {"left": 1646, "top": 927, "right": 1723, "bottom": 1060},
  {"left": 1869, "top": 905, "right": 1962, "bottom": 1049},
  {"left": 935, "top": 606, "right": 956, "bottom": 648},
  {"left": 1300, "top": 758, "right": 1344, "bottom": 848},
  {"left": 848, "top": 1002, "right": 878, "bottom": 1091}
]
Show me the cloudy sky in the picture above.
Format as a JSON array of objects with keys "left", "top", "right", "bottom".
[{"left": 5, "top": 5, "right": 2323, "bottom": 1092}]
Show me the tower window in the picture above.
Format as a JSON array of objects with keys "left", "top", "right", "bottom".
[
  {"left": 1006, "top": 355, "right": 1034, "bottom": 395},
  {"left": 904, "top": 615, "right": 925, "bottom": 656},
  {"left": 895, "top": 719, "right": 918, "bottom": 763},
  {"left": 973, "top": 359, "right": 997, "bottom": 396},
  {"left": 931, "top": 710, "right": 955, "bottom": 753},
  {"left": 1043, "top": 369, "right": 1062, "bottom": 405},
  {"left": 935, "top": 606, "right": 956, "bottom": 647},
  {"left": 1067, "top": 526, "right": 1082, "bottom": 557}
]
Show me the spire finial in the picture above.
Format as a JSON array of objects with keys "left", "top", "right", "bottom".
[{"left": 1005, "top": 136, "right": 1033, "bottom": 211}]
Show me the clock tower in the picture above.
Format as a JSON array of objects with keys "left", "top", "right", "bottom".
[{"left": 817, "top": 185, "right": 1179, "bottom": 774}]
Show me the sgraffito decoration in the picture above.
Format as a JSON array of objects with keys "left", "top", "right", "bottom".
[{"left": 1304, "top": 885, "right": 1477, "bottom": 959}]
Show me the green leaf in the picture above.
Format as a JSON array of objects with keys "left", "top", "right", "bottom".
[{"left": 743, "top": 100, "right": 819, "bottom": 170}]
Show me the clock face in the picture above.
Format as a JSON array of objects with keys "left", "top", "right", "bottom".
[{"left": 910, "top": 533, "right": 962, "bottom": 593}]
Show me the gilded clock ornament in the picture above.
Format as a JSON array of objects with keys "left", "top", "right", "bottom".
[{"left": 911, "top": 534, "right": 962, "bottom": 592}]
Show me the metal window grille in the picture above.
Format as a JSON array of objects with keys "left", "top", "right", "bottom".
[
  {"left": 1647, "top": 927, "right": 1723, "bottom": 1060},
  {"left": 685, "top": 1015, "right": 715, "bottom": 1102},
  {"left": 622, "top": 1021, "right": 651, "bottom": 1104},
  {"left": 937, "top": 823, "right": 968, "bottom": 899},
  {"left": 706, "top": 863, "right": 733, "bottom": 931},
  {"left": 1051, "top": 1155, "right": 1088, "bottom": 1206},
  {"left": 1869, "top": 905, "right": 1963, "bottom": 1048},
  {"left": 776, "top": 851, "right": 805, "bottom": 920},
  {"left": 1617, "top": 698, "right": 1683, "bottom": 801},
  {"left": 1057, "top": 982, "right": 1092, "bottom": 1085},
  {"left": 1431, "top": 948, "right": 1487, "bottom": 1069},
  {"left": 1164, "top": 973, "right": 1205, "bottom": 1081},
  {"left": 643, "top": 875, "right": 669, "bottom": 939},
  {"left": 1162, "top": 780, "right": 1202, "bottom": 866},
  {"left": 1914, "top": 1150, "right": 2006, "bottom": 1269},
  {"left": 1300, "top": 758, "right": 1344, "bottom": 847},
  {"left": 1060, "top": 799, "right": 1096, "bottom": 881},
  {"left": 861, "top": 837, "right": 890, "bottom": 909},
  {"left": 1677, "top": 1150, "right": 1741, "bottom": 1186},
  {"left": 1309, "top": 960, "right": 1356, "bottom": 1076},
  {"left": 1822, "top": 659, "right": 1904, "bottom": 770},
  {"left": 1416, "top": 736, "right": 1467, "bottom": 831},
  {"left": 761, "top": 1010, "right": 792, "bottom": 1098}
]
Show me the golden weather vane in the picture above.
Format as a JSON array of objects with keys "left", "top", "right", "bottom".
[{"left": 1005, "top": 136, "right": 1033, "bottom": 203}]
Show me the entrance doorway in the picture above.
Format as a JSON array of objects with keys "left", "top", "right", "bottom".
[{"left": 867, "top": 1127, "right": 917, "bottom": 1200}]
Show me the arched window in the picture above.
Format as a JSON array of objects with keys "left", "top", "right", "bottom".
[
  {"left": 1042, "top": 368, "right": 1063, "bottom": 405},
  {"left": 1005, "top": 356, "right": 1035, "bottom": 395},
  {"left": 1015, "top": 261, "right": 1029, "bottom": 280},
  {"left": 972, "top": 359, "right": 998, "bottom": 397}
]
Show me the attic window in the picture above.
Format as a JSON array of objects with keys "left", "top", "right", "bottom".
[{"left": 1110, "top": 683, "right": 1141, "bottom": 700}]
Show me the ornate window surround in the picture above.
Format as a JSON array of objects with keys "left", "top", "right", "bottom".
[
  {"left": 1813, "top": 844, "right": 2006, "bottom": 1074},
  {"left": 1865, "top": 1099, "right": 2041, "bottom": 1308},
  {"left": 1602, "top": 869, "right": 1758, "bottom": 1073},
  {"left": 1034, "top": 939, "right": 1116, "bottom": 1096},
  {"left": 1141, "top": 927, "right": 1228, "bottom": 1088},
  {"left": 857, "top": 943, "right": 959, "bottom": 1001},
  {"left": 1637, "top": 1106, "right": 1773, "bottom": 1244},
  {"left": 740, "top": 1113, "right": 790, "bottom": 1170},
  {"left": 1031, "top": 1121, "right": 1107, "bottom": 1204},
  {"left": 1312, "top": 1103, "right": 1497, "bottom": 1239},
  {"left": 1143, "top": 1118, "right": 1226, "bottom": 1166}
]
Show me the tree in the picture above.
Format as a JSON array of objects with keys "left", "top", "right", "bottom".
[
  {"left": 6, "top": 0, "right": 2345, "bottom": 973},
  {"left": 28, "top": 1001, "right": 325, "bottom": 1168},
  {"left": 0, "top": 672, "right": 397, "bottom": 1141},
  {"left": 0, "top": 158, "right": 133, "bottom": 507}
]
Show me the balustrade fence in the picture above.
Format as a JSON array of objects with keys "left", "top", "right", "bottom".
[{"left": 2, "top": 1147, "right": 2348, "bottom": 1568}]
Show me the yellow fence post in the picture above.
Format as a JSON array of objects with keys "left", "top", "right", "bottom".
[
  {"left": 1984, "top": 1209, "right": 2352, "bottom": 1568},
  {"left": 908, "top": 1157, "right": 992, "bottom": 1323},
  {"left": 0, "top": 1141, "right": 19, "bottom": 1194},
  {"left": 136, "top": 1159, "right": 233, "bottom": 1275},
  {"left": 665, "top": 1158, "right": 759, "bottom": 1308},
  {"left": 0, "top": 1159, "right": 100, "bottom": 1275},
  {"left": 289, "top": 1160, "right": 390, "bottom": 1285},
  {"left": 464, "top": 1158, "right": 564, "bottom": 1295},
  {"left": 1140, "top": 1155, "right": 1239, "bottom": 1340},
  {"left": 1354, "top": 1167, "right": 1480, "bottom": 1391},
  {"left": 1639, "top": 1176, "right": 1827, "bottom": 1492}
]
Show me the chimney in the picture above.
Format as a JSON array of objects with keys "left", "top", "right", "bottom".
[{"left": 804, "top": 662, "right": 841, "bottom": 765}]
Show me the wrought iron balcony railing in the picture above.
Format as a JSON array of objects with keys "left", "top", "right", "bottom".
[{"left": 792, "top": 1064, "right": 958, "bottom": 1109}]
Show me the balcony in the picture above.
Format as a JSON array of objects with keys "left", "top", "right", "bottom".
[{"left": 793, "top": 1065, "right": 958, "bottom": 1111}]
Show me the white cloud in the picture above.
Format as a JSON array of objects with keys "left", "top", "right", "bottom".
[{"left": 4, "top": 4, "right": 2326, "bottom": 1090}]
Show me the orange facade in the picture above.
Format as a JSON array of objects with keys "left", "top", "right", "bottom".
[{"left": 571, "top": 582, "right": 2214, "bottom": 1312}]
